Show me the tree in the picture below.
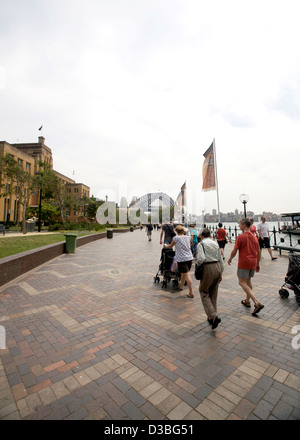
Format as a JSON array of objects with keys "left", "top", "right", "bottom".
[
  {"left": 36, "top": 165, "right": 71, "bottom": 226},
  {"left": 1, "top": 154, "right": 35, "bottom": 234},
  {"left": 27, "top": 202, "right": 60, "bottom": 224},
  {"left": 86, "top": 199, "right": 105, "bottom": 222}
]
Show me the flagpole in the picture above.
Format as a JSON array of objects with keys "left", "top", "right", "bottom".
[
  {"left": 213, "top": 138, "right": 220, "bottom": 223},
  {"left": 184, "top": 179, "right": 187, "bottom": 227}
]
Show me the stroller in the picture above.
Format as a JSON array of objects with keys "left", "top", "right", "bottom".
[
  {"left": 279, "top": 254, "right": 300, "bottom": 306},
  {"left": 154, "top": 248, "right": 181, "bottom": 289}
]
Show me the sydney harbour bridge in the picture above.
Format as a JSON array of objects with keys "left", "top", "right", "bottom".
[{"left": 129, "top": 192, "right": 175, "bottom": 212}]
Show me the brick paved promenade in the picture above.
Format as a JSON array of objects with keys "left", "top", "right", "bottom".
[{"left": 0, "top": 229, "right": 299, "bottom": 420}]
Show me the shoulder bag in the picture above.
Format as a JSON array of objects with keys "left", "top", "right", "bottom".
[
  {"left": 194, "top": 243, "right": 205, "bottom": 280},
  {"left": 220, "top": 228, "right": 228, "bottom": 244}
]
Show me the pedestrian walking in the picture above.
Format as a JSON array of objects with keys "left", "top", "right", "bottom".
[
  {"left": 197, "top": 228, "right": 224, "bottom": 329},
  {"left": 164, "top": 225, "right": 194, "bottom": 298},
  {"left": 160, "top": 218, "right": 175, "bottom": 245},
  {"left": 228, "top": 218, "right": 264, "bottom": 316},
  {"left": 257, "top": 216, "right": 277, "bottom": 260},
  {"left": 215, "top": 222, "right": 230, "bottom": 260},
  {"left": 250, "top": 218, "right": 258, "bottom": 237},
  {"left": 146, "top": 222, "right": 153, "bottom": 241},
  {"left": 189, "top": 224, "right": 198, "bottom": 258}
]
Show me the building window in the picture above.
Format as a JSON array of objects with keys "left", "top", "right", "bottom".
[
  {"left": 26, "top": 162, "right": 31, "bottom": 172},
  {"left": 18, "top": 159, "right": 23, "bottom": 168},
  {"left": 74, "top": 188, "right": 78, "bottom": 193}
]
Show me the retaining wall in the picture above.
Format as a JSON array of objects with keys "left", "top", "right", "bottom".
[{"left": 0, "top": 229, "right": 131, "bottom": 287}]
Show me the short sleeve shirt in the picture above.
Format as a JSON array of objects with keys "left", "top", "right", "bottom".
[
  {"left": 234, "top": 232, "right": 259, "bottom": 269},
  {"left": 173, "top": 235, "right": 193, "bottom": 262},
  {"left": 162, "top": 223, "right": 175, "bottom": 242},
  {"left": 190, "top": 229, "right": 198, "bottom": 242},
  {"left": 257, "top": 222, "right": 269, "bottom": 238},
  {"left": 216, "top": 228, "right": 226, "bottom": 241}
]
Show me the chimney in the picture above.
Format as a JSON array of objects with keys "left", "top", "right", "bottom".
[{"left": 38, "top": 136, "right": 45, "bottom": 145}]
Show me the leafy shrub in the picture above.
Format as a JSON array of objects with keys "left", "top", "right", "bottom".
[{"left": 48, "top": 223, "right": 63, "bottom": 231}]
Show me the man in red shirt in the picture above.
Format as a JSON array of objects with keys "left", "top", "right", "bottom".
[
  {"left": 215, "top": 222, "right": 230, "bottom": 260},
  {"left": 228, "top": 218, "right": 264, "bottom": 316}
]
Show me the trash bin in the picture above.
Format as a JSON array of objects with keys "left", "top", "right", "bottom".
[
  {"left": 107, "top": 229, "right": 113, "bottom": 239},
  {"left": 130, "top": 226, "right": 134, "bottom": 232},
  {"left": 26, "top": 222, "right": 35, "bottom": 232},
  {"left": 64, "top": 233, "right": 78, "bottom": 253}
]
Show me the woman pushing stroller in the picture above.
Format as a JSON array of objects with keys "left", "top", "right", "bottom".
[{"left": 164, "top": 225, "right": 194, "bottom": 298}]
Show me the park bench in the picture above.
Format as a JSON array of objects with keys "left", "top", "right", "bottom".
[
  {"left": 273, "top": 244, "right": 300, "bottom": 255},
  {"left": 0, "top": 224, "right": 10, "bottom": 236}
]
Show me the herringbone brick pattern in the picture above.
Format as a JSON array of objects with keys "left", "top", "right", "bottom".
[{"left": 0, "top": 229, "right": 299, "bottom": 420}]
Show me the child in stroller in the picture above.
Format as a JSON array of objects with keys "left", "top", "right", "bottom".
[
  {"left": 154, "top": 247, "right": 181, "bottom": 288},
  {"left": 279, "top": 254, "right": 300, "bottom": 306}
]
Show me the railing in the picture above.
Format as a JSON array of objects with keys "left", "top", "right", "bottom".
[{"left": 207, "top": 225, "right": 300, "bottom": 249}]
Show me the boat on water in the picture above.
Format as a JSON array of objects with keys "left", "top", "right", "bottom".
[{"left": 280, "top": 212, "right": 300, "bottom": 235}]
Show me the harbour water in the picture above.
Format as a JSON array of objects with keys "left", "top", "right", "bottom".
[{"left": 196, "top": 221, "right": 300, "bottom": 247}]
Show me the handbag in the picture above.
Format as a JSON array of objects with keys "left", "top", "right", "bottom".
[
  {"left": 194, "top": 262, "right": 204, "bottom": 280},
  {"left": 220, "top": 228, "right": 228, "bottom": 243},
  {"left": 194, "top": 243, "right": 205, "bottom": 280},
  {"left": 171, "top": 257, "right": 178, "bottom": 272}
]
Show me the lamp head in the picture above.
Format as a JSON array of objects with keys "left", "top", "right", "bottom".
[{"left": 239, "top": 194, "right": 249, "bottom": 203}]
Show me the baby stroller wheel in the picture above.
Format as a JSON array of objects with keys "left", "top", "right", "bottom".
[
  {"left": 279, "top": 288, "right": 289, "bottom": 298},
  {"left": 162, "top": 280, "right": 167, "bottom": 288},
  {"left": 154, "top": 276, "right": 160, "bottom": 283},
  {"left": 172, "top": 279, "right": 179, "bottom": 288}
]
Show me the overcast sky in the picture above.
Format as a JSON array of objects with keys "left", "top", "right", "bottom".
[{"left": 1, "top": 0, "right": 300, "bottom": 216}]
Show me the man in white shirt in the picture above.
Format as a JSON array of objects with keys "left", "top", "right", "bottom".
[
  {"left": 257, "top": 216, "right": 277, "bottom": 260},
  {"left": 197, "top": 228, "right": 224, "bottom": 329}
]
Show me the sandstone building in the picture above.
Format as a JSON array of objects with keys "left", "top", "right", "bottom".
[{"left": 0, "top": 136, "right": 90, "bottom": 224}]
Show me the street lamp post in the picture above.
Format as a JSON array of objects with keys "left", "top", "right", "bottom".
[
  {"left": 201, "top": 207, "right": 206, "bottom": 226},
  {"left": 35, "top": 171, "right": 43, "bottom": 232},
  {"left": 38, "top": 187, "right": 42, "bottom": 232},
  {"left": 239, "top": 194, "right": 249, "bottom": 218}
]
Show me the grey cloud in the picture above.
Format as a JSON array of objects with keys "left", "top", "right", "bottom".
[
  {"left": 270, "top": 82, "right": 300, "bottom": 120},
  {"left": 222, "top": 111, "right": 254, "bottom": 128}
]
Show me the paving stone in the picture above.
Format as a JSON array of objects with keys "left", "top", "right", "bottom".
[
  {"left": 156, "top": 394, "right": 182, "bottom": 415},
  {"left": 232, "top": 398, "right": 256, "bottom": 420},
  {"left": 38, "top": 387, "right": 57, "bottom": 406},
  {"left": 284, "top": 373, "right": 300, "bottom": 391},
  {"left": 263, "top": 387, "right": 283, "bottom": 406},
  {"left": 253, "top": 399, "right": 274, "bottom": 420},
  {"left": 0, "top": 402, "right": 18, "bottom": 418},
  {"left": 139, "top": 401, "right": 165, "bottom": 420},
  {"left": 148, "top": 387, "right": 172, "bottom": 406},
  {"left": 273, "top": 368, "right": 290, "bottom": 383},
  {"left": 167, "top": 401, "right": 193, "bottom": 420},
  {"left": 64, "top": 407, "right": 89, "bottom": 420},
  {"left": 272, "top": 400, "right": 294, "bottom": 420},
  {"left": 139, "top": 381, "right": 162, "bottom": 399},
  {"left": 214, "top": 384, "right": 242, "bottom": 405},
  {"left": 1, "top": 232, "right": 300, "bottom": 420},
  {"left": 121, "top": 401, "right": 145, "bottom": 420}
]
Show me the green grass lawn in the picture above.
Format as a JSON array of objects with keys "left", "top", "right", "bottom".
[{"left": 0, "top": 231, "right": 97, "bottom": 259}]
